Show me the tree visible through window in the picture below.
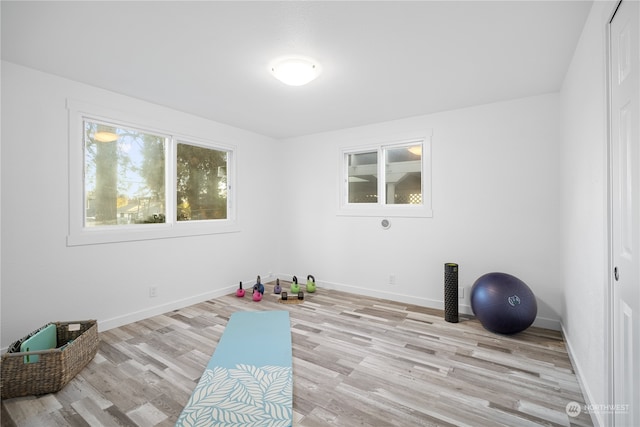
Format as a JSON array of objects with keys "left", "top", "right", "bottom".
[
  {"left": 83, "top": 119, "right": 231, "bottom": 229},
  {"left": 176, "top": 143, "right": 228, "bottom": 221},
  {"left": 84, "top": 121, "right": 166, "bottom": 226},
  {"left": 69, "top": 101, "right": 237, "bottom": 245}
]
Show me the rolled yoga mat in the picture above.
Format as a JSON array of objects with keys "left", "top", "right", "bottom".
[{"left": 176, "top": 310, "right": 293, "bottom": 427}]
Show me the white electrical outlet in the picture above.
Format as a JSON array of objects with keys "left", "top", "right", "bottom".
[
  {"left": 149, "top": 286, "right": 158, "bottom": 298},
  {"left": 459, "top": 287, "right": 464, "bottom": 298},
  {"left": 389, "top": 275, "right": 396, "bottom": 285}
]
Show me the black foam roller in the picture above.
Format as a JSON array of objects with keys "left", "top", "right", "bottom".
[{"left": 444, "top": 263, "right": 459, "bottom": 323}]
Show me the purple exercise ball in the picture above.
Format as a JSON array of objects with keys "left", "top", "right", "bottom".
[{"left": 470, "top": 272, "right": 537, "bottom": 334}]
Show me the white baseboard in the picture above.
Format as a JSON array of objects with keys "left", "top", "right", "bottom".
[
  {"left": 98, "top": 273, "right": 277, "bottom": 332},
  {"left": 561, "top": 323, "right": 604, "bottom": 427},
  {"left": 98, "top": 285, "right": 235, "bottom": 332},
  {"left": 276, "top": 274, "right": 560, "bottom": 330},
  {"left": 532, "top": 316, "right": 561, "bottom": 331}
]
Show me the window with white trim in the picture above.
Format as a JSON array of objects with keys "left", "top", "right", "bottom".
[
  {"left": 84, "top": 120, "right": 168, "bottom": 227},
  {"left": 176, "top": 141, "right": 229, "bottom": 222},
  {"left": 340, "top": 134, "right": 432, "bottom": 217},
  {"left": 68, "top": 101, "right": 237, "bottom": 245}
]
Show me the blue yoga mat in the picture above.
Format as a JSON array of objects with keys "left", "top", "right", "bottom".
[{"left": 176, "top": 311, "right": 292, "bottom": 427}]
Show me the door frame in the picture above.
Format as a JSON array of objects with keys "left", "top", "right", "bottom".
[
  {"left": 606, "top": 2, "right": 618, "bottom": 426},
  {"left": 606, "top": 1, "right": 634, "bottom": 426}
]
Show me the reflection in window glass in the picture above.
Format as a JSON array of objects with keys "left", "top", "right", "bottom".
[
  {"left": 84, "top": 121, "right": 166, "bottom": 226},
  {"left": 385, "top": 145, "right": 422, "bottom": 205},
  {"left": 176, "top": 143, "right": 228, "bottom": 221},
  {"left": 347, "top": 151, "right": 378, "bottom": 203}
]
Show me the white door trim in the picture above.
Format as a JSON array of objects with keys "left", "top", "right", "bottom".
[{"left": 607, "top": 2, "right": 622, "bottom": 427}]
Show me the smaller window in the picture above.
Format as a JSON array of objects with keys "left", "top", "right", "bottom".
[{"left": 340, "top": 133, "right": 432, "bottom": 217}]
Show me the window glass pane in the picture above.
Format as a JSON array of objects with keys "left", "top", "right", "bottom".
[
  {"left": 347, "top": 151, "right": 378, "bottom": 203},
  {"left": 385, "top": 144, "right": 422, "bottom": 205},
  {"left": 176, "top": 143, "right": 228, "bottom": 221},
  {"left": 84, "top": 121, "right": 166, "bottom": 227}
]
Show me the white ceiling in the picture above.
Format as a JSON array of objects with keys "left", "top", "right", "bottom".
[{"left": 1, "top": 1, "right": 592, "bottom": 139}]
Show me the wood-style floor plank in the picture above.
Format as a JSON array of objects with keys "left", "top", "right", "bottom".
[{"left": 2, "top": 282, "right": 593, "bottom": 426}]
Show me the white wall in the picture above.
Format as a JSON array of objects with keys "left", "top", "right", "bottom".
[
  {"left": 559, "top": 1, "right": 619, "bottom": 425},
  {"left": 277, "top": 94, "right": 562, "bottom": 329},
  {"left": 0, "top": 58, "right": 589, "bottom": 350},
  {"left": 0, "top": 62, "right": 281, "bottom": 349}
]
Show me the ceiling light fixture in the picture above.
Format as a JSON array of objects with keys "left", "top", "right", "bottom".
[{"left": 270, "top": 56, "right": 321, "bottom": 86}]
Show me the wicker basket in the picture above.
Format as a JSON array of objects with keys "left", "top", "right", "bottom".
[{"left": 1, "top": 320, "right": 99, "bottom": 399}]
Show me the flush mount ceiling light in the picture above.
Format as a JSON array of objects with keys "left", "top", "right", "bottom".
[{"left": 269, "top": 56, "right": 321, "bottom": 86}]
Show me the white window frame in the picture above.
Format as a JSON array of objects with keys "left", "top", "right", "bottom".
[
  {"left": 339, "top": 131, "right": 433, "bottom": 218},
  {"left": 67, "top": 100, "right": 238, "bottom": 246}
]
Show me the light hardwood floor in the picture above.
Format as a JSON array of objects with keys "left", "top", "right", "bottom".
[{"left": 2, "top": 282, "right": 593, "bottom": 426}]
